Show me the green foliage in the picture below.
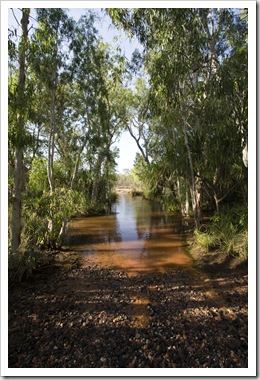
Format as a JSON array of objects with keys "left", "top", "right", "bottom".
[
  {"left": 23, "top": 186, "right": 88, "bottom": 247},
  {"left": 9, "top": 249, "right": 40, "bottom": 283},
  {"left": 131, "top": 154, "right": 152, "bottom": 197},
  {"left": 160, "top": 187, "right": 180, "bottom": 212},
  {"left": 107, "top": 7, "right": 248, "bottom": 221},
  {"left": 210, "top": 206, "right": 248, "bottom": 257},
  {"left": 116, "top": 169, "right": 140, "bottom": 190},
  {"left": 8, "top": 9, "right": 126, "bottom": 262},
  {"left": 194, "top": 206, "right": 248, "bottom": 258},
  {"left": 22, "top": 158, "right": 88, "bottom": 247},
  {"left": 194, "top": 229, "right": 217, "bottom": 253},
  {"left": 26, "top": 158, "right": 49, "bottom": 194}
]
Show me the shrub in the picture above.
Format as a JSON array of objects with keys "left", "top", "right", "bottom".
[
  {"left": 210, "top": 206, "right": 248, "bottom": 258},
  {"left": 194, "top": 228, "right": 217, "bottom": 253},
  {"left": 194, "top": 206, "right": 248, "bottom": 259},
  {"left": 233, "top": 230, "right": 248, "bottom": 258},
  {"left": 9, "top": 248, "right": 41, "bottom": 283}
]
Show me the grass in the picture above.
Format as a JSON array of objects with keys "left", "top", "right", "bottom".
[
  {"left": 194, "top": 206, "right": 248, "bottom": 259},
  {"left": 194, "top": 228, "right": 217, "bottom": 253}
]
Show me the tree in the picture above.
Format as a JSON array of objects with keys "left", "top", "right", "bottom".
[
  {"left": 10, "top": 8, "right": 30, "bottom": 263},
  {"left": 125, "top": 78, "right": 151, "bottom": 166},
  {"left": 29, "top": 9, "right": 76, "bottom": 244},
  {"left": 107, "top": 8, "right": 248, "bottom": 222},
  {"left": 9, "top": 9, "right": 131, "bottom": 251},
  {"left": 68, "top": 17, "right": 126, "bottom": 206}
]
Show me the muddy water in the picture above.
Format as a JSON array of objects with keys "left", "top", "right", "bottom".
[{"left": 66, "top": 194, "right": 193, "bottom": 274}]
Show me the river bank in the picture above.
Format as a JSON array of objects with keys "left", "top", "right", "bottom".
[{"left": 8, "top": 247, "right": 248, "bottom": 369}]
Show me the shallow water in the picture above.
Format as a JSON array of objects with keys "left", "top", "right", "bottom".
[{"left": 66, "top": 194, "right": 193, "bottom": 273}]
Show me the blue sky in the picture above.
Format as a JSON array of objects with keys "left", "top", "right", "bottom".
[{"left": 8, "top": 7, "right": 141, "bottom": 173}]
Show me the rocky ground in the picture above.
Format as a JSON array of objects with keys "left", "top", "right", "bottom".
[{"left": 8, "top": 250, "right": 248, "bottom": 368}]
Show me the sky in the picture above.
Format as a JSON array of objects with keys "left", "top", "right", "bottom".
[{"left": 8, "top": 7, "right": 141, "bottom": 173}]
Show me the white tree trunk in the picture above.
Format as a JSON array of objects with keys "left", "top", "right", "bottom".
[
  {"left": 11, "top": 9, "right": 29, "bottom": 261},
  {"left": 242, "top": 143, "right": 248, "bottom": 168},
  {"left": 185, "top": 190, "right": 190, "bottom": 216},
  {"left": 47, "top": 86, "right": 56, "bottom": 194},
  {"left": 176, "top": 178, "right": 184, "bottom": 214},
  {"left": 91, "top": 156, "right": 102, "bottom": 204},
  {"left": 182, "top": 119, "right": 200, "bottom": 228}
]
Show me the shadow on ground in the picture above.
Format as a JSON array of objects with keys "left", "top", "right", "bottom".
[{"left": 8, "top": 253, "right": 248, "bottom": 368}]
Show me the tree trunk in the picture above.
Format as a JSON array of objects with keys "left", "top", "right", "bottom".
[
  {"left": 47, "top": 86, "right": 56, "bottom": 194},
  {"left": 195, "top": 175, "right": 202, "bottom": 221},
  {"left": 57, "top": 218, "right": 67, "bottom": 245},
  {"left": 176, "top": 178, "right": 184, "bottom": 215},
  {"left": 46, "top": 74, "right": 57, "bottom": 244},
  {"left": 214, "top": 192, "right": 220, "bottom": 214},
  {"left": 10, "top": 9, "right": 30, "bottom": 262},
  {"left": 185, "top": 190, "right": 190, "bottom": 216},
  {"left": 182, "top": 119, "right": 200, "bottom": 228},
  {"left": 176, "top": 177, "right": 189, "bottom": 216},
  {"left": 91, "top": 155, "right": 102, "bottom": 204},
  {"left": 242, "top": 143, "right": 248, "bottom": 168},
  {"left": 11, "top": 149, "right": 25, "bottom": 256},
  {"left": 127, "top": 124, "right": 150, "bottom": 165},
  {"left": 70, "top": 153, "right": 81, "bottom": 190}
]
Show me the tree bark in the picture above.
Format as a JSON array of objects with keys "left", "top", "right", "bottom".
[
  {"left": 182, "top": 118, "right": 200, "bottom": 228},
  {"left": 46, "top": 85, "right": 56, "bottom": 245},
  {"left": 91, "top": 155, "right": 102, "bottom": 204},
  {"left": 47, "top": 85, "right": 56, "bottom": 194},
  {"left": 242, "top": 143, "right": 248, "bottom": 168},
  {"left": 185, "top": 190, "right": 190, "bottom": 216},
  {"left": 176, "top": 178, "right": 184, "bottom": 215},
  {"left": 11, "top": 9, "right": 30, "bottom": 261},
  {"left": 127, "top": 124, "right": 150, "bottom": 165}
]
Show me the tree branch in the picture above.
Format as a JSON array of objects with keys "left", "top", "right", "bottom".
[{"left": 11, "top": 8, "right": 21, "bottom": 27}]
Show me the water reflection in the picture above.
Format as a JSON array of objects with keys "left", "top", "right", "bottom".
[
  {"left": 66, "top": 214, "right": 122, "bottom": 248},
  {"left": 65, "top": 194, "right": 192, "bottom": 273}
]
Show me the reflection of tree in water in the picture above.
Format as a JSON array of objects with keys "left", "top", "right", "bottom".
[
  {"left": 115, "top": 193, "right": 184, "bottom": 245},
  {"left": 102, "top": 216, "right": 122, "bottom": 244},
  {"left": 66, "top": 215, "right": 122, "bottom": 247},
  {"left": 134, "top": 199, "right": 153, "bottom": 240},
  {"left": 134, "top": 198, "right": 183, "bottom": 242},
  {"left": 134, "top": 200, "right": 162, "bottom": 238},
  {"left": 136, "top": 203, "right": 184, "bottom": 261}
]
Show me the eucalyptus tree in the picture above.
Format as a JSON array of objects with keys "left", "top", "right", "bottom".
[
  {"left": 31, "top": 9, "right": 74, "bottom": 192},
  {"left": 188, "top": 8, "right": 248, "bottom": 210},
  {"left": 68, "top": 15, "right": 128, "bottom": 206},
  {"left": 125, "top": 78, "right": 151, "bottom": 165},
  {"left": 108, "top": 8, "right": 248, "bottom": 222},
  {"left": 9, "top": 8, "right": 30, "bottom": 262},
  {"left": 27, "top": 10, "right": 116, "bottom": 243},
  {"left": 28, "top": 9, "right": 75, "bottom": 243},
  {"left": 108, "top": 8, "right": 205, "bottom": 225},
  {"left": 18, "top": 9, "right": 130, "bottom": 247}
]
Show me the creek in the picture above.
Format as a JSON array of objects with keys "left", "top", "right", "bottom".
[{"left": 65, "top": 193, "right": 193, "bottom": 274}]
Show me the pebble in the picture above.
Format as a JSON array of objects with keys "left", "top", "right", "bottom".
[{"left": 8, "top": 261, "right": 248, "bottom": 368}]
